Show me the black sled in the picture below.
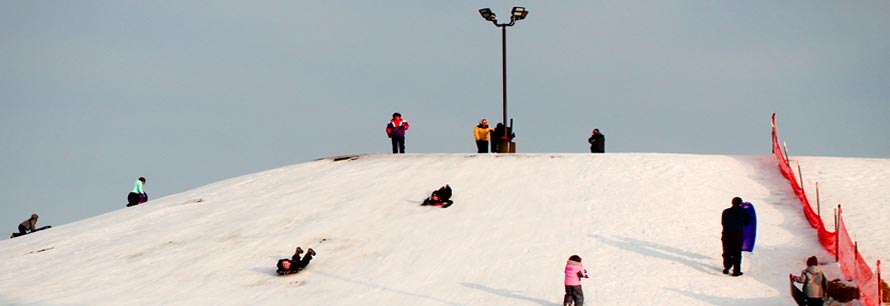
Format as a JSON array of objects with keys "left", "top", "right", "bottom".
[
  {"left": 10, "top": 226, "right": 52, "bottom": 238},
  {"left": 789, "top": 276, "right": 806, "bottom": 306}
]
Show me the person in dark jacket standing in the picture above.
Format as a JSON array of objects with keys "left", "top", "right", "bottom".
[
  {"left": 490, "top": 123, "right": 515, "bottom": 153},
  {"left": 385, "top": 112, "right": 409, "bottom": 154},
  {"left": 722, "top": 197, "right": 751, "bottom": 276},
  {"left": 587, "top": 129, "right": 605, "bottom": 153}
]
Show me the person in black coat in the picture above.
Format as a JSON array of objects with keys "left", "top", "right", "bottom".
[
  {"left": 422, "top": 185, "right": 453, "bottom": 207},
  {"left": 276, "top": 246, "right": 316, "bottom": 275},
  {"left": 722, "top": 197, "right": 751, "bottom": 276},
  {"left": 490, "top": 123, "right": 516, "bottom": 153},
  {"left": 588, "top": 129, "right": 605, "bottom": 153}
]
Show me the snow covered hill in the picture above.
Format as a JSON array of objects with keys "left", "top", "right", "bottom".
[
  {"left": 796, "top": 156, "right": 890, "bottom": 266},
  {"left": 0, "top": 153, "right": 883, "bottom": 306}
]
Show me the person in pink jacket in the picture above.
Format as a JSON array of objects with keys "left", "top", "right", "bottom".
[{"left": 563, "top": 254, "right": 589, "bottom": 306}]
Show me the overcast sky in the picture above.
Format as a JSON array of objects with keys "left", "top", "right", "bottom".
[{"left": 2, "top": 1, "right": 888, "bottom": 231}]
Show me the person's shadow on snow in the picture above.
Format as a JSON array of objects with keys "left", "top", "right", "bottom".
[
  {"left": 250, "top": 266, "right": 280, "bottom": 276},
  {"left": 591, "top": 234, "right": 716, "bottom": 274},
  {"left": 461, "top": 283, "right": 559, "bottom": 306}
]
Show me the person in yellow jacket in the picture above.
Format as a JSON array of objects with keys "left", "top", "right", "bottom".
[{"left": 474, "top": 119, "right": 494, "bottom": 153}]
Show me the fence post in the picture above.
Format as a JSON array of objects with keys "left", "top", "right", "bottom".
[
  {"left": 797, "top": 161, "right": 804, "bottom": 189},
  {"left": 816, "top": 182, "right": 821, "bottom": 217},
  {"left": 783, "top": 141, "right": 790, "bottom": 165},
  {"left": 835, "top": 205, "right": 840, "bottom": 262},
  {"left": 877, "top": 260, "right": 882, "bottom": 305}
]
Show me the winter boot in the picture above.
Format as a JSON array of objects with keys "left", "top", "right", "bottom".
[{"left": 307, "top": 248, "right": 316, "bottom": 256}]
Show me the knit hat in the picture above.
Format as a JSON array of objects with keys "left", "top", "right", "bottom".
[
  {"left": 732, "top": 197, "right": 743, "bottom": 206},
  {"left": 807, "top": 256, "right": 818, "bottom": 266}
]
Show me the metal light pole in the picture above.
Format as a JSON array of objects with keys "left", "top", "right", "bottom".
[{"left": 479, "top": 7, "right": 528, "bottom": 153}]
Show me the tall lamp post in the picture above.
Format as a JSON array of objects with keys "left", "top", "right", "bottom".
[{"left": 479, "top": 7, "right": 528, "bottom": 153}]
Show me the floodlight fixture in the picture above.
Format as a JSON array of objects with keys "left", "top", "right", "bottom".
[
  {"left": 479, "top": 8, "right": 497, "bottom": 23},
  {"left": 476, "top": 7, "right": 529, "bottom": 153},
  {"left": 511, "top": 7, "right": 528, "bottom": 22}
]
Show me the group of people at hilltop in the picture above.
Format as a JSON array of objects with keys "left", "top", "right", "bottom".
[
  {"left": 473, "top": 119, "right": 518, "bottom": 153},
  {"left": 385, "top": 112, "right": 605, "bottom": 154}
]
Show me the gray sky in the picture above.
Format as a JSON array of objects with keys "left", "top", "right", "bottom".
[{"left": 2, "top": 1, "right": 888, "bottom": 232}]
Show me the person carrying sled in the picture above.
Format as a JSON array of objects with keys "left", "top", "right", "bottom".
[
  {"left": 791, "top": 256, "right": 828, "bottom": 306},
  {"left": 385, "top": 112, "right": 409, "bottom": 154},
  {"left": 721, "top": 196, "right": 751, "bottom": 276},
  {"left": 127, "top": 177, "right": 147, "bottom": 207},
  {"left": 421, "top": 185, "right": 453, "bottom": 207},
  {"left": 474, "top": 119, "right": 493, "bottom": 153},
  {"left": 563, "top": 254, "right": 589, "bottom": 306},
  {"left": 276, "top": 246, "right": 316, "bottom": 275}
]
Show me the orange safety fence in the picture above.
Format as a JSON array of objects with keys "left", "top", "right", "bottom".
[{"left": 771, "top": 113, "right": 881, "bottom": 306}]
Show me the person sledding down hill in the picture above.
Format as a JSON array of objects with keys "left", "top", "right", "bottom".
[
  {"left": 276, "top": 246, "right": 316, "bottom": 275},
  {"left": 421, "top": 185, "right": 453, "bottom": 208}
]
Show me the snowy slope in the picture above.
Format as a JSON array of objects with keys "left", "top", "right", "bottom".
[{"left": 0, "top": 153, "right": 881, "bottom": 306}]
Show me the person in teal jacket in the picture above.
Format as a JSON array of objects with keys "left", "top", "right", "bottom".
[{"left": 126, "top": 177, "right": 147, "bottom": 207}]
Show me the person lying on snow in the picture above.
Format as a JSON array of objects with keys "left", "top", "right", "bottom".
[
  {"left": 421, "top": 184, "right": 453, "bottom": 207},
  {"left": 276, "top": 246, "right": 316, "bottom": 275}
]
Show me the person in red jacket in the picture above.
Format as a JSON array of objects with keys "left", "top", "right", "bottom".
[{"left": 385, "top": 112, "right": 409, "bottom": 154}]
